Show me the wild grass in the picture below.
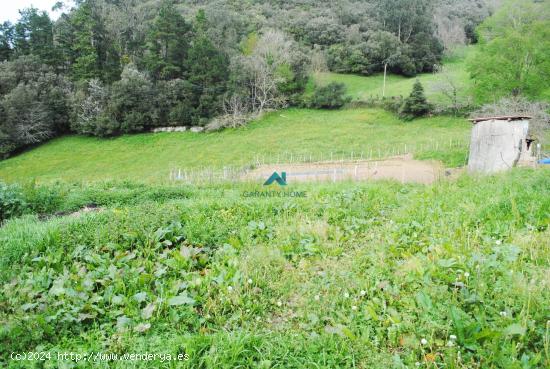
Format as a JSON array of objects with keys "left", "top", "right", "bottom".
[
  {"left": 0, "top": 168, "right": 548, "bottom": 368},
  {"left": 0, "top": 108, "right": 470, "bottom": 183}
]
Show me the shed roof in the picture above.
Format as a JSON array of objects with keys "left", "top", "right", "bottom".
[{"left": 469, "top": 115, "right": 532, "bottom": 124}]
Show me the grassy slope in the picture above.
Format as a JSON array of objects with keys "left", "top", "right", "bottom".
[
  {"left": 314, "top": 46, "right": 474, "bottom": 103},
  {"left": 0, "top": 169, "right": 548, "bottom": 368},
  {"left": 0, "top": 108, "right": 470, "bottom": 183}
]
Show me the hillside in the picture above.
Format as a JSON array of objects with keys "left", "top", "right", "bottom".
[
  {"left": 0, "top": 109, "right": 470, "bottom": 183},
  {"left": 313, "top": 46, "right": 473, "bottom": 103}
]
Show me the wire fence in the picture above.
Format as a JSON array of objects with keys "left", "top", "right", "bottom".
[{"left": 169, "top": 138, "right": 471, "bottom": 184}]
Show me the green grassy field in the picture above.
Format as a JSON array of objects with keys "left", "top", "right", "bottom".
[
  {"left": 0, "top": 108, "right": 470, "bottom": 183},
  {"left": 1, "top": 169, "right": 548, "bottom": 368},
  {"left": 314, "top": 47, "right": 474, "bottom": 104}
]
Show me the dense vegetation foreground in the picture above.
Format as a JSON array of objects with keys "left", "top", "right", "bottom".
[{"left": 1, "top": 169, "right": 548, "bottom": 368}]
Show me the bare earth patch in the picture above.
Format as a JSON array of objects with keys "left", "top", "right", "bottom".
[{"left": 243, "top": 154, "right": 444, "bottom": 184}]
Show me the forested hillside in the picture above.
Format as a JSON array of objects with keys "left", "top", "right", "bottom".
[{"left": 0, "top": 0, "right": 502, "bottom": 157}]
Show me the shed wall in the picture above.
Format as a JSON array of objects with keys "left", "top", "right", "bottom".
[{"left": 467, "top": 119, "right": 529, "bottom": 173}]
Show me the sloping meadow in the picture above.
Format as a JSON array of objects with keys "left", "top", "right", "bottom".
[{"left": 0, "top": 169, "right": 549, "bottom": 368}]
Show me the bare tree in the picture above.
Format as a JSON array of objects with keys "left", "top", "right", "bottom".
[
  {"left": 430, "top": 65, "right": 472, "bottom": 115},
  {"left": 222, "top": 94, "right": 252, "bottom": 127},
  {"left": 14, "top": 104, "right": 52, "bottom": 144},
  {"left": 310, "top": 47, "right": 328, "bottom": 74},
  {"left": 473, "top": 96, "right": 550, "bottom": 145},
  {"left": 234, "top": 29, "right": 298, "bottom": 114},
  {"left": 434, "top": 9, "right": 466, "bottom": 51}
]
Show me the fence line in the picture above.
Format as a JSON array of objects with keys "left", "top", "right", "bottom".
[{"left": 169, "top": 138, "right": 471, "bottom": 183}]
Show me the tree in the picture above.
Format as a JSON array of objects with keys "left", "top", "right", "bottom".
[
  {"left": 12, "top": 8, "right": 59, "bottom": 67},
  {"left": 0, "top": 22, "right": 14, "bottom": 62},
  {"left": 399, "top": 80, "right": 431, "bottom": 120},
  {"left": 52, "top": 1, "right": 121, "bottom": 83},
  {"left": 144, "top": 0, "right": 192, "bottom": 80},
  {"left": 185, "top": 35, "right": 229, "bottom": 124},
  {"left": 70, "top": 79, "right": 110, "bottom": 135},
  {"left": 468, "top": 0, "right": 550, "bottom": 102},
  {"left": 232, "top": 29, "right": 308, "bottom": 115},
  {"left": 430, "top": 65, "right": 472, "bottom": 115},
  {"left": 473, "top": 96, "right": 550, "bottom": 145},
  {"left": 0, "top": 56, "right": 71, "bottom": 157},
  {"left": 327, "top": 43, "right": 370, "bottom": 74},
  {"left": 153, "top": 79, "right": 195, "bottom": 126},
  {"left": 107, "top": 64, "right": 155, "bottom": 134}
]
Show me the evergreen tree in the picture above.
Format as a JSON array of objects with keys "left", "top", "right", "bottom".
[
  {"left": 69, "top": 2, "right": 121, "bottom": 82},
  {"left": 0, "top": 22, "right": 14, "bottom": 62},
  {"left": 12, "top": 8, "right": 59, "bottom": 67},
  {"left": 399, "top": 80, "right": 431, "bottom": 120},
  {"left": 144, "top": 0, "right": 192, "bottom": 80},
  {"left": 185, "top": 35, "right": 229, "bottom": 124}
]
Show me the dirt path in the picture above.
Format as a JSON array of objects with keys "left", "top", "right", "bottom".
[{"left": 243, "top": 154, "right": 443, "bottom": 184}]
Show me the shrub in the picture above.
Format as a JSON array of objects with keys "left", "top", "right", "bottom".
[
  {"left": 0, "top": 182, "right": 26, "bottom": 222},
  {"left": 205, "top": 113, "right": 255, "bottom": 132},
  {"left": 399, "top": 80, "right": 431, "bottom": 120},
  {"left": 327, "top": 43, "right": 370, "bottom": 74},
  {"left": 308, "top": 82, "right": 350, "bottom": 109}
]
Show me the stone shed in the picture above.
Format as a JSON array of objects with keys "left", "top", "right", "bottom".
[{"left": 467, "top": 115, "right": 537, "bottom": 173}]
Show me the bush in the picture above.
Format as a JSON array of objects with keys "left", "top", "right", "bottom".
[
  {"left": 205, "top": 113, "right": 255, "bottom": 132},
  {"left": 0, "top": 182, "right": 26, "bottom": 222},
  {"left": 308, "top": 82, "right": 350, "bottom": 109},
  {"left": 399, "top": 80, "right": 431, "bottom": 120},
  {"left": 327, "top": 43, "right": 369, "bottom": 74}
]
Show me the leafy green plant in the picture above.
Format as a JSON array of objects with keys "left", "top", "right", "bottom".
[{"left": 0, "top": 182, "right": 26, "bottom": 222}]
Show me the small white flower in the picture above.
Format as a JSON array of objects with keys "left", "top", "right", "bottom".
[
  {"left": 247, "top": 278, "right": 253, "bottom": 284},
  {"left": 449, "top": 334, "right": 457, "bottom": 341},
  {"left": 420, "top": 338, "right": 428, "bottom": 345},
  {"left": 464, "top": 272, "right": 470, "bottom": 278},
  {"left": 415, "top": 362, "right": 421, "bottom": 367},
  {"left": 344, "top": 292, "right": 350, "bottom": 298},
  {"left": 351, "top": 305, "right": 358, "bottom": 311},
  {"left": 276, "top": 301, "right": 282, "bottom": 307},
  {"left": 360, "top": 290, "right": 366, "bottom": 296},
  {"left": 227, "top": 286, "right": 233, "bottom": 292},
  {"left": 496, "top": 240, "right": 502, "bottom": 245},
  {"left": 314, "top": 295, "right": 320, "bottom": 301},
  {"left": 446, "top": 340, "right": 455, "bottom": 347},
  {"left": 499, "top": 311, "right": 507, "bottom": 317}
]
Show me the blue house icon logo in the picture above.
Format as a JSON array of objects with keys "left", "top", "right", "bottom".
[{"left": 264, "top": 172, "right": 287, "bottom": 186}]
